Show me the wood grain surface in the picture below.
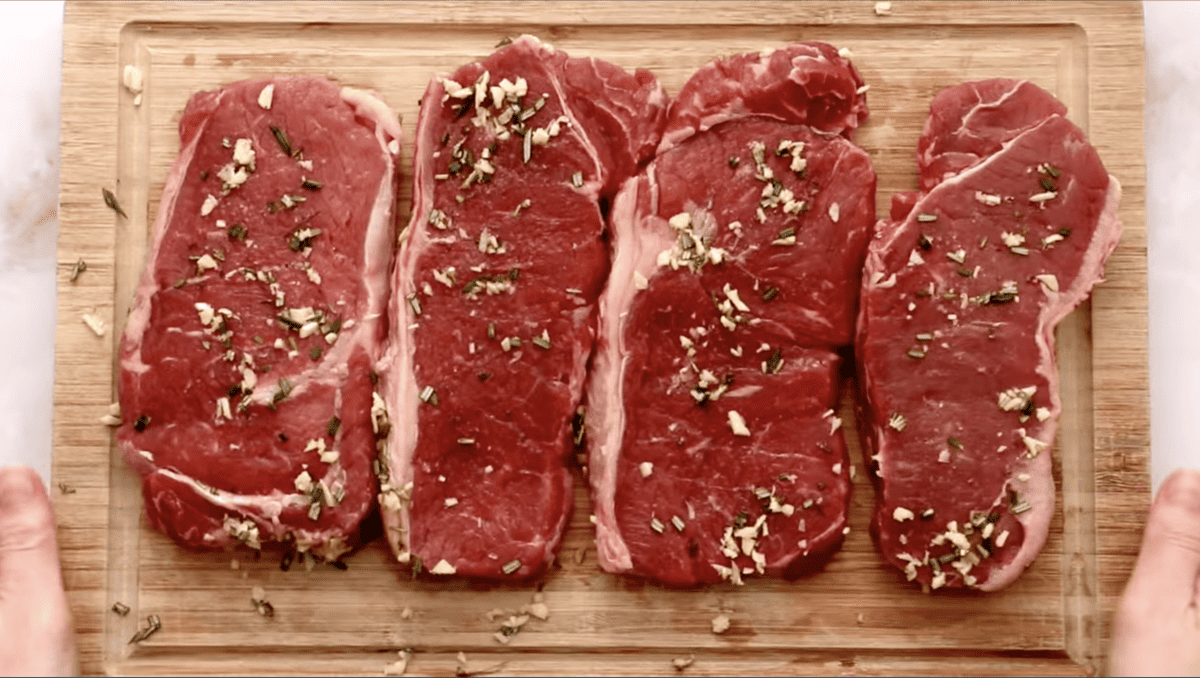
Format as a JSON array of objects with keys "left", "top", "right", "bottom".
[{"left": 54, "top": 2, "right": 1149, "bottom": 675}]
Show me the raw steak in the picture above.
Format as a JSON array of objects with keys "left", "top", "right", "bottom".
[
  {"left": 856, "top": 79, "right": 1122, "bottom": 591},
  {"left": 380, "top": 36, "right": 667, "bottom": 579},
  {"left": 588, "top": 44, "right": 874, "bottom": 586},
  {"left": 118, "top": 76, "right": 402, "bottom": 561}
]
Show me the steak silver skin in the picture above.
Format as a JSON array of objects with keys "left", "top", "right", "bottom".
[{"left": 856, "top": 79, "right": 1122, "bottom": 591}]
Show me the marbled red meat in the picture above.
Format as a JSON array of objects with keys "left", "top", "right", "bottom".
[
  {"left": 118, "top": 76, "right": 401, "bottom": 561},
  {"left": 856, "top": 79, "right": 1122, "bottom": 591},
  {"left": 379, "top": 36, "right": 667, "bottom": 578},
  {"left": 588, "top": 43, "right": 874, "bottom": 586}
]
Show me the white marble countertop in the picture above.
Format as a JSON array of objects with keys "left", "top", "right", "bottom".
[{"left": 0, "top": 2, "right": 1193, "bottom": 491}]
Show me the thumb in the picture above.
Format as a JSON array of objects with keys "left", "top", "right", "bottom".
[
  {"left": 0, "top": 465, "right": 65, "bottom": 600},
  {"left": 0, "top": 465, "right": 76, "bottom": 676},
  {"left": 1109, "top": 468, "right": 1200, "bottom": 677},
  {"left": 1122, "top": 469, "right": 1200, "bottom": 612}
]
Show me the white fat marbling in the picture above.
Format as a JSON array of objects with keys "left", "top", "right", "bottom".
[{"left": 0, "top": 1, "right": 1193, "bottom": 497}]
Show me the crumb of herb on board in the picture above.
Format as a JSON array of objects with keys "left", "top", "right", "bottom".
[
  {"left": 122, "top": 65, "right": 143, "bottom": 95},
  {"left": 454, "top": 651, "right": 505, "bottom": 677},
  {"left": 521, "top": 592, "right": 549, "bottom": 620},
  {"left": 82, "top": 312, "right": 106, "bottom": 337},
  {"left": 102, "top": 188, "right": 127, "bottom": 218},
  {"left": 100, "top": 402, "right": 121, "bottom": 427},
  {"left": 69, "top": 258, "right": 86, "bottom": 282},
  {"left": 672, "top": 655, "right": 695, "bottom": 671},
  {"left": 127, "top": 614, "right": 161, "bottom": 644},
  {"left": 251, "top": 585, "right": 274, "bottom": 618},
  {"left": 492, "top": 613, "right": 530, "bottom": 644},
  {"left": 110, "top": 601, "right": 130, "bottom": 616},
  {"left": 383, "top": 649, "right": 413, "bottom": 676}
]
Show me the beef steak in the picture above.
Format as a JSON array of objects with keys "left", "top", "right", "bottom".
[
  {"left": 380, "top": 36, "right": 667, "bottom": 579},
  {"left": 588, "top": 43, "right": 875, "bottom": 586},
  {"left": 856, "top": 79, "right": 1122, "bottom": 591},
  {"left": 118, "top": 76, "right": 402, "bottom": 561}
]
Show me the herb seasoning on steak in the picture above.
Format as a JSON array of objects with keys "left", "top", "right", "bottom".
[
  {"left": 588, "top": 43, "right": 875, "bottom": 585},
  {"left": 380, "top": 35, "right": 667, "bottom": 578},
  {"left": 118, "top": 76, "right": 401, "bottom": 561},
  {"left": 856, "top": 79, "right": 1122, "bottom": 591}
]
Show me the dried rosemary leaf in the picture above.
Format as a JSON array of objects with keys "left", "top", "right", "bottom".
[
  {"left": 69, "top": 259, "right": 87, "bottom": 282},
  {"left": 102, "top": 188, "right": 128, "bottom": 218},
  {"left": 127, "top": 614, "right": 161, "bottom": 644},
  {"left": 269, "top": 125, "right": 293, "bottom": 157}
]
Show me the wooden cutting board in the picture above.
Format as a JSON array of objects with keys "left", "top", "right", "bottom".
[{"left": 53, "top": 2, "right": 1149, "bottom": 675}]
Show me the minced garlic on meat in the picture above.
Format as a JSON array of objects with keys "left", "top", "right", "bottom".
[
  {"left": 728, "top": 410, "right": 750, "bottom": 437},
  {"left": 257, "top": 85, "right": 274, "bottom": 110}
]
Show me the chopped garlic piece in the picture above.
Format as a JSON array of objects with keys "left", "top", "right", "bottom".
[
  {"left": 974, "top": 191, "right": 1002, "bottom": 206},
  {"left": 429, "top": 559, "right": 457, "bottom": 575},
  {"left": 1022, "top": 434, "right": 1049, "bottom": 458},
  {"left": 122, "top": 65, "right": 143, "bottom": 94},
  {"left": 639, "top": 462, "right": 653, "bottom": 478},
  {"left": 82, "top": 313, "right": 106, "bottom": 337},
  {"left": 383, "top": 649, "right": 412, "bottom": 676},
  {"left": 724, "top": 283, "right": 750, "bottom": 312},
  {"left": 233, "top": 138, "right": 255, "bottom": 168},
  {"left": 997, "top": 386, "right": 1037, "bottom": 412},
  {"left": 216, "top": 396, "right": 232, "bottom": 420},
  {"left": 195, "top": 253, "right": 218, "bottom": 273},
  {"left": 728, "top": 410, "right": 751, "bottom": 437},
  {"left": 1035, "top": 274, "right": 1059, "bottom": 292},
  {"left": 294, "top": 471, "right": 313, "bottom": 494},
  {"left": 828, "top": 416, "right": 843, "bottom": 435},
  {"left": 892, "top": 507, "right": 914, "bottom": 522},
  {"left": 257, "top": 84, "right": 274, "bottom": 110},
  {"left": 1001, "top": 231, "right": 1025, "bottom": 248}
]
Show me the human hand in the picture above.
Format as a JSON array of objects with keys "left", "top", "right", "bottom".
[
  {"left": 0, "top": 465, "right": 76, "bottom": 676},
  {"left": 1110, "top": 468, "right": 1200, "bottom": 676}
]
